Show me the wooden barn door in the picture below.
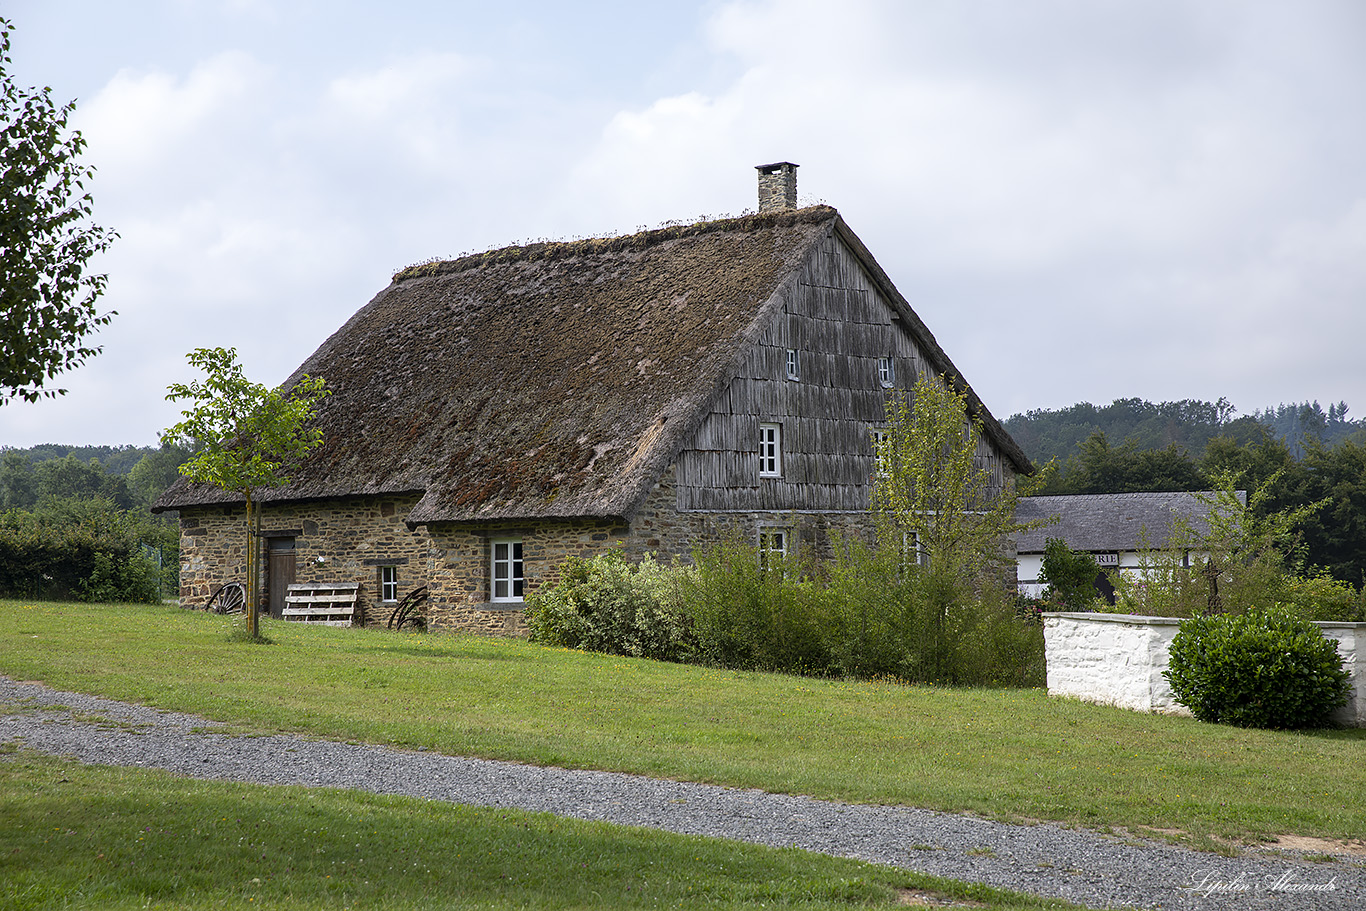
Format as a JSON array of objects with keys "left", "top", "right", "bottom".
[{"left": 267, "top": 537, "right": 296, "bottom": 618}]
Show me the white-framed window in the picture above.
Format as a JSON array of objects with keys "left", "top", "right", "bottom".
[
  {"left": 758, "top": 422, "right": 783, "bottom": 478},
  {"left": 902, "top": 531, "right": 930, "bottom": 569},
  {"left": 758, "top": 527, "right": 790, "bottom": 570},
  {"left": 870, "top": 428, "right": 889, "bottom": 479},
  {"left": 785, "top": 348, "right": 800, "bottom": 380},
  {"left": 380, "top": 565, "right": 399, "bottom": 602},
  {"left": 492, "top": 538, "right": 524, "bottom": 602},
  {"left": 877, "top": 356, "right": 895, "bottom": 387}
]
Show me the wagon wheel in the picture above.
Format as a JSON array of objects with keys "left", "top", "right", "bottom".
[
  {"left": 206, "top": 581, "right": 247, "bottom": 615},
  {"left": 388, "top": 586, "right": 429, "bottom": 631}
]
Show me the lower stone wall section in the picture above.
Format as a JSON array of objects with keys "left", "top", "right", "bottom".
[
  {"left": 175, "top": 465, "right": 885, "bottom": 637},
  {"left": 1043, "top": 612, "right": 1366, "bottom": 727}
]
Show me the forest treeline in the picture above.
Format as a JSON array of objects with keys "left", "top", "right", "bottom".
[
  {"left": 1004, "top": 399, "right": 1366, "bottom": 586},
  {"left": 0, "top": 444, "right": 190, "bottom": 602}
]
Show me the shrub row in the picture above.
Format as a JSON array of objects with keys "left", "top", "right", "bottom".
[
  {"left": 0, "top": 504, "right": 169, "bottom": 604},
  {"left": 525, "top": 541, "right": 1044, "bottom": 688}
]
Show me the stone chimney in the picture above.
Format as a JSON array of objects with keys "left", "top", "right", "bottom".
[{"left": 756, "top": 161, "right": 799, "bottom": 213}]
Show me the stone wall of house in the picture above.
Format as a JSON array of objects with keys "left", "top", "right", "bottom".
[
  {"left": 178, "top": 466, "right": 889, "bottom": 637},
  {"left": 178, "top": 495, "right": 428, "bottom": 626}
]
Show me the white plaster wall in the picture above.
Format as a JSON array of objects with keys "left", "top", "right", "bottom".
[
  {"left": 1044, "top": 612, "right": 1189, "bottom": 714},
  {"left": 1318, "top": 624, "right": 1364, "bottom": 727},
  {"left": 1043, "top": 612, "right": 1366, "bottom": 726}
]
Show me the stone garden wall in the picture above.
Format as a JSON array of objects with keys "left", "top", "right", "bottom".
[{"left": 1043, "top": 612, "right": 1366, "bottom": 727}]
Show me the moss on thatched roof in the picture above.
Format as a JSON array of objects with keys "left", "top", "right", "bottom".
[
  {"left": 156, "top": 207, "right": 839, "bottom": 521},
  {"left": 154, "top": 204, "right": 1029, "bottom": 522}
]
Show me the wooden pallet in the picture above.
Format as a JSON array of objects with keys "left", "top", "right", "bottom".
[{"left": 282, "top": 582, "right": 359, "bottom": 627}]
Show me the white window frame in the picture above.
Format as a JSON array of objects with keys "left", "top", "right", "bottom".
[
  {"left": 785, "top": 348, "right": 800, "bottom": 381},
  {"left": 870, "top": 428, "right": 889, "bottom": 479},
  {"left": 877, "top": 356, "right": 895, "bottom": 387},
  {"left": 380, "top": 565, "right": 399, "bottom": 603},
  {"left": 902, "top": 531, "right": 930, "bottom": 569},
  {"left": 758, "top": 526, "right": 790, "bottom": 570},
  {"left": 491, "top": 538, "right": 525, "bottom": 602},
  {"left": 758, "top": 422, "right": 783, "bottom": 478}
]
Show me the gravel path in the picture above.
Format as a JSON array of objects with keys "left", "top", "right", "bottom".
[{"left": 2, "top": 677, "right": 1361, "bottom": 910}]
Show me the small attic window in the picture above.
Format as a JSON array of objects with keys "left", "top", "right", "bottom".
[
  {"left": 785, "top": 349, "right": 799, "bottom": 380},
  {"left": 877, "top": 357, "right": 895, "bottom": 387}
]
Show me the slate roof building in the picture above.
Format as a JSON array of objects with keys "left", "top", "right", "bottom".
[
  {"left": 155, "top": 163, "right": 1032, "bottom": 633},
  {"left": 1013, "top": 491, "right": 1245, "bottom": 601}
]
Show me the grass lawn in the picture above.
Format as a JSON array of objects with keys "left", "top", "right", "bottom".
[
  {"left": 2, "top": 600, "right": 1363, "bottom": 854},
  {"left": 2, "top": 750, "right": 1074, "bottom": 910}
]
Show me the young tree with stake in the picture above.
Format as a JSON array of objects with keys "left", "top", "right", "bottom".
[{"left": 161, "top": 348, "right": 329, "bottom": 639}]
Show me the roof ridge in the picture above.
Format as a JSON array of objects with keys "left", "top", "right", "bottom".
[{"left": 392, "top": 205, "right": 838, "bottom": 283}]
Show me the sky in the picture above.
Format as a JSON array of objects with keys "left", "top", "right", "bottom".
[{"left": 3, "top": 0, "right": 1364, "bottom": 447}]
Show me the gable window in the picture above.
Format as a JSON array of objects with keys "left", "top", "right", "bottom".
[
  {"left": 758, "top": 423, "right": 783, "bottom": 478},
  {"left": 380, "top": 565, "right": 399, "bottom": 603},
  {"left": 877, "top": 356, "right": 895, "bottom": 387},
  {"left": 785, "top": 348, "right": 800, "bottom": 380},
  {"left": 758, "top": 526, "right": 790, "bottom": 570},
  {"left": 492, "top": 538, "right": 524, "bottom": 602}
]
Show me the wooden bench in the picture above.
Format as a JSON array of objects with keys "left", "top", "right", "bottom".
[{"left": 282, "top": 582, "right": 360, "bottom": 627}]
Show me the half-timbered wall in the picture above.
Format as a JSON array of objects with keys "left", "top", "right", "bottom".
[{"left": 675, "top": 230, "right": 1014, "bottom": 515}]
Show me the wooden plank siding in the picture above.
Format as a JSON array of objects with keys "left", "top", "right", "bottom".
[{"left": 674, "top": 230, "right": 1013, "bottom": 514}]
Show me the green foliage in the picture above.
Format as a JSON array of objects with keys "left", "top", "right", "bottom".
[
  {"left": 679, "top": 539, "right": 832, "bottom": 675},
  {"left": 1037, "top": 432, "right": 1208, "bottom": 495},
  {"left": 872, "top": 375, "right": 1037, "bottom": 590},
  {"left": 1165, "top": 607, "right": 1351, "bottom": 729},
  {"left": 1038, "top": 538, "right": 1102, "bottom": 611},
  {"left": 0, "top": 17, "right": 117, "bottom": 403},
  {"left": 1278, "top": 573, "right": 1366, "bottom": 623},
  {"left": 818, "top": 537, "right": 1043, "bottom": 687},
  {"left": 0, "top": 499, "right": 164, "bottom": 603},
  {"left": 524, "top": 551, "right": 691, "bottom": 661},
  {"left": 161, "top": 347, "right": 330, "bottom": 637},
  {"left": 534, "top": 535, "right": 1046, "bottom": 688},
  {"left": 1109, "top": 470, "right": 1328, "bottom": 618},
  {"left": 162, "top": 347, "right": 330, "bottom": 497},
  {"left": 1003, "top": 397, "right": 1236, "bottom": 469}
]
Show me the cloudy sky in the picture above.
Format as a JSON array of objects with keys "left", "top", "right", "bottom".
[{"left": 3, "top": 0, "right": 1363, "bottom": 448}]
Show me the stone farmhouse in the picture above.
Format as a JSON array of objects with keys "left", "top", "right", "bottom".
[{"left": 154, "top": 163, "right": 1033, "bottom": 633}]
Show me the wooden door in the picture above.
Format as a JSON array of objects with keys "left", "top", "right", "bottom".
[{"left": 267, "top": 537, "right": 297, "bottom": 618}]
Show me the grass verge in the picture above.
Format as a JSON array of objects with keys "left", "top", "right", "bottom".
[
  {"left": 1, "top": 750, "right": 1075, "bottom": 910},
  {"left": 2, "top": 600, "right": 1364, "bottom": 850}
]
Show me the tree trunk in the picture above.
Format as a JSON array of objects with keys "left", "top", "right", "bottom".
[{"left": 245, "top": 491, "right": 260, "bottom": 638}]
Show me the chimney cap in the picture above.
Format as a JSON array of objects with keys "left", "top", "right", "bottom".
[{"left": 755, "top": 161, "right": 799, "bottom": 173}]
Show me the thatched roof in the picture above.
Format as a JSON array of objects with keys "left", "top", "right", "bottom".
[
  {"left": 154, "top": 205, "right": 1028, "bottom": 524},
  {"left": 1013, "top": 491, "right": 1247, "bottom": 554}
]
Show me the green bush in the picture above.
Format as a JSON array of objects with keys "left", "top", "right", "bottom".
[
  {"left": 1279, "top": 573, "right": 1366, "bottom": 622},
  {"left": 679, "top": 540, "right": 832, "bottom": 675},
  {"left": 1165, "top": 607, "right": 1351, "bottom": 729},
  {"left": 524, "top": 552, "right": 691, "bottom": 661},
  {"left": 1039, "top": 538, "right": 1103, "bottom": 611}
]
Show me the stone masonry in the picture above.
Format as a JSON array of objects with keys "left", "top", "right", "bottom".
[{"left": 176, "top": 465, "right": 882, "bottom": 636}]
